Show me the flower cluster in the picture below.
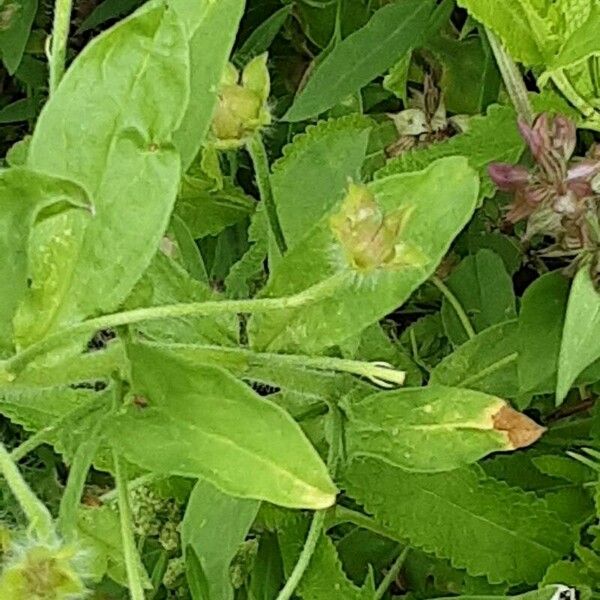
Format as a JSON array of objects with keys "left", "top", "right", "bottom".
[{"left": 488, "top": 113, "right": 600, "bottom": 247}]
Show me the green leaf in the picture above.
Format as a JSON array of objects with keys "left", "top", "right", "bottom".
[
  {"left": 107, "top": 342, "right": 337, "bottom": 509},
  {"left": 0, "top": 0, "right": 37, "bottom": 73},
  {"left": 176, "top": 177, "right": 256, "bottom": 239},
  {"left": 456, "top": 0, "right": 556, "bottom": 66},
  {"left": 250, "top": 156, "right": 479, "bottom": 353},
  {"left": 249, "top": 532, "right": 284, "bottom": 600},
  {"left": 441, "top": 250, "right": 517, "bottom": 346},
  {"left": 342, "top": 458, "right": 576, "bottom": 585},
  {"left": 271, "top": 115, "right": 372, "bottom": 254},
  {"left": 342, "top": 384, "right": 543, "bottom": 472},
  {"left": 0, "top": 168, "right": 90, "bottom": 354},
  {"left": 376, "top": 105, "right": 524, "bottom": 199},
  {"left": 76, "top": 0, "right": 143, "bottom": 32},
  {"left": 283, "top": 0, "right": 435, "bottom": 122},
  {"left": 171, "top": 0, "right": 245, "bottom": 170},
  {"left": 427, "top": 33, "right": 500, "bottom": 114},
  {"left": 181, "top": 479, "right": 259, "bottom": 600},
  {"left": 557, "top": 267, "right": 600, "bottom": 404},
  {"left": 431, "top": 321, "right": 519, "bottom": 398},
  {"left": 519, "top": 271, "right": 570, "bottom": 395},
  {"left": 16, "top": 3, "right": 190, "bottom": 346},
  {"left": 429, "top": 587, "right": 583, "bottom": 600},
  {"left": 235, "top": 5, "right": 292, "bottom": 64},
  {"left": 545, "top": 3, "right": 600, "bottom": 72}
]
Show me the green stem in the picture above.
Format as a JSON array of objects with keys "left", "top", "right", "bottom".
[
  {"left": 485, "top": 28, "right": 534, "bottom": 123},
  {"left": 275, "top": 407, "right": 341, "bottom": 600},
  {"left": 375, "top": 547, "right": 409, "bottom": 600},
  {"left": 247, "top": 135, "right": 288, "bottom": 255},
  {"left": 431, "top": 275, "right": 476, "bottom": 340},
  {"left": 58, "top": 420, "right": 104, "bottom": 540},
  {"left": 114, "top": 451, "right": 146, "bottom": 600},
  {"left": 1, "top": 272, "right": 347, "bottom": 378},
  {"left": 0, "top": 441, "right": 55, "bottom": 542},
  {"left": 49, "top": 0, "right": 73, "bottom": 93},
  {"left": 100, "top": 472, "right": 164, "bottom": 503},
  {"left": 325, "top": 505, "right": 397, "bottom": 541}
]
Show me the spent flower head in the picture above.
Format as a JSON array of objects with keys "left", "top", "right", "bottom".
[
  {"left": 488, "top": 113, "right": 600, "bottom": 238},
  {"left": 211, "top": 53, "right": 271, "bottom": 149}
]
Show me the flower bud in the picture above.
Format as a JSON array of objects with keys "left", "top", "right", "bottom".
[
  {"left": 330, "top": 183, "right": 424, "bottom": 272},
  {"left": 211, "top": 54, "right": 271, "bottom": 149},
  {"left": 488, "top": 163, "right": 530, "bottom": 191},
  {"left": 0, "top": 542, "right": 87, "bottom": 599}
]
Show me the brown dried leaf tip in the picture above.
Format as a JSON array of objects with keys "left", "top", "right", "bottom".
[{"left": 493, "top": 405, "right": 546, "bottom": 449}]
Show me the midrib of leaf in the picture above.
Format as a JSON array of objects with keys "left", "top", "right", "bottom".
[
  {"left": 151, "top": 408, "right": 329, "bottom": 501},
  {"left": 459, "top": 352, "right": 518, "bottom": 387}
]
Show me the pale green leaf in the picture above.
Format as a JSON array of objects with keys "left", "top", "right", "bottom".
[
  {"left": 342, "top": 384, "right": 542, "bottom": 472},
  {"left": 343, "top": 458, "right": 576, "bottom": 584},
  {"left": 284, "top": 0, "right": 435, "bottom": 121},
  {"left": 376, "top": 105, "right": 524, "bottom": 200},
  {"left": 16, "top": 3, "right": 190, "bottom": 346},
  {"left": 431, "top": 321, "right": 519, "bottom": 398},
  {"left": 0, "top": 168, "right": 90, "bottom": 354},
  {"left": 456, "top": 0, "right": 556, "bottom": 66},
  {"left": 181, "top": 479, "right": 259, "bottom": 600},
  {"left": 171, "top": 0, "right": 245, "bottom": 169},
  {"left": 250, "top": 157, "right": 479, "bottom": 353},
  {"left": 557, "top": 267, "right": 600, "bottom": 403},
  {"left": 107, "top": 343, "right": 337, "bottom": 509},
  {"left": 441, "top": 250, "right": 517, "bottom": 346}
]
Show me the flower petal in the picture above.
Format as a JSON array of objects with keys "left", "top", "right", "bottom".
[{"left": 488, "top": 163, "right": 529, "bottom": 191}]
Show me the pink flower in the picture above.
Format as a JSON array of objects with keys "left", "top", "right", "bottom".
[{"left": 488, "top": 113, "right": 600, "bottom": 223}]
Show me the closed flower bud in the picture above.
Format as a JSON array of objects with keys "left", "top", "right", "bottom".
[
  {"left": 0, "top": 542, "right": 87, "bottom": 599},
  {"left": 211, "top": 54, "right": 271, "bottom": 149},
  {"left": 330, "top": 183, "right": 425, "bottom": 272}
]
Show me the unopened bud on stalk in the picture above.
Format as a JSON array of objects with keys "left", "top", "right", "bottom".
[{"left": 211, "top": 54, "right": 271, "bottom": 149}]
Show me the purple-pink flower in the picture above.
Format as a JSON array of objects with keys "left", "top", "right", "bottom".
[{"left": 488, "top": 113, "right": 600, "bottom": 224}]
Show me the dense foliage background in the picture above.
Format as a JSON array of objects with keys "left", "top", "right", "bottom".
[{"left": 0, "top": 0, "right": 600, "bottom": 598}]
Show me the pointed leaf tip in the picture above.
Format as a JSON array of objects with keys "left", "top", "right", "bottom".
[{"left": 493, "top": 405, "right": 545, "bottom": 449}]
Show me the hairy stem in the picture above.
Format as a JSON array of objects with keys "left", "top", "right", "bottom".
[
  {"left": 485, "top": 28, "right": 534, "bottom": 123},
  {"left": 275, "top": 407, "right": 341, "bottom": 600},
  {"left": 431, "top": 275, "right": 476, "bottom": 340},
  {"left": 247, "top": 134, "right": 288, "bottom": 255},
  {"left": 49, "top": 0, "right": 73, "bottom": 93},
  {"left": 375, "top": 546, "right": 409, "bottom": 600},
  {"left": 114, "top": 451, "right": 146, "bottom": 600},
  {"left": 1, "top": 272, "right": 347, "bottom": 378},
  {"left": 0, "top": 441, "right": 55, "bottom": 542}
]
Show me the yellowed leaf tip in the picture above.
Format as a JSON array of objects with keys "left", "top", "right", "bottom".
[{"left": 493, "top": 405, "right": 546, "bottom": 449}]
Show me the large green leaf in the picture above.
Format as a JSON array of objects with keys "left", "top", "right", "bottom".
[
  {"left": 376, "top": 105, "right": 524, "bottom": 200},
  {"left": 342, "top": 384, "right": 543, "bottom": 472},
  {"left": 342, "top": 458, "right": 576, "bottom": 585},
  {"left": 107, "top": 343, "right": 337, "bottom": 509},
  {"left": 181, "top": 479, "right": 259, "bottom": 600},
  {"left": 557, "top": 267, "right": 600, "bottom": 403},
  {"left": 441, "top": 249, "right": 517, "bottom": 346},
  {"left": 250, "top": 157, "right": 479, "bottom": 353},
  {"left": 284, "top": 0, "right": 435, "bottom": 121},
  {"left": 15, "top": 3, "right": 190, "bottom": 346},
  {"left": 0, "top": 168, "right": 89, "bottom": 354},
  {"left": 171, "top": 0, "right": 245, "bottom": 169}
]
